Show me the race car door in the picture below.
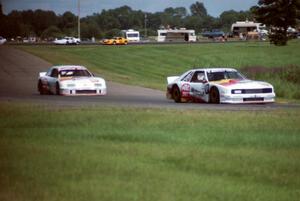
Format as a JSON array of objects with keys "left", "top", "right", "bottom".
[
  {"left": 47, "top": 68, "right": 59, "bottom": 93},
  {"left": 189, "top": 71, "right": 207, "bottom": 101}
]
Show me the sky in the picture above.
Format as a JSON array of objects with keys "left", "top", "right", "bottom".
[{"left": 1, "top": 0, "right": 258, "bottom": 17}]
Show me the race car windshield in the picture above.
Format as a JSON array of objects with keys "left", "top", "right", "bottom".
[
  {"left": 207, "top": 71, "right": 245, "bottom": 81},
  {"left": 59, "top": 70, "right": 92, "bottom": 77}
]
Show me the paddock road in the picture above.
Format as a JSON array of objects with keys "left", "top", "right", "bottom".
[{"left": 0, "top": 45, "right": 299, "bottom": 111}]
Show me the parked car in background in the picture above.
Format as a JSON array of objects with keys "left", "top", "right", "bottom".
[
  {"left": 53, "top": 37, "right": 80, "bottom": 45},
  {"left": 102, "top": 37, "right": 128, "bottom": 45},
  {"left": 167, "top": 68, "right": 275, "bottom": 104},
  {"left": 38, "top": 65, "right": 107, "bottom": 96},
  {"left": 201, "top": 30, "right": 225, "bottom": 38},
  {"left": 0, "top": 36, "right": 7, "bottom": 45}
]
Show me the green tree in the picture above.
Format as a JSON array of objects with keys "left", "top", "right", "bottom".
[
  {"left": 80, "top": 21, "right": 101, "bottom": 39},
  {"left": 187, "top": 2, "right": 218, "bottom": 32},
  {"left": 190, "top": 1, "right": 207, "bottom": 17},
  {"left": 32, "top": 9, "right": 58, "bottom": 36},
  {"left": 41, "top": 26, "right": 63, "bottom": 39},
  {"left": 59, "top": 11, "right": 77, "bottom": 30},
  {"left": 254, "top": 0, "right": 300, "bottom": 46},
  {"left": 160, "top": 7, "right": 187, "bottom": 28}
]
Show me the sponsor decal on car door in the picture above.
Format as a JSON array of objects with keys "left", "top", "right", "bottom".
[{"left": 189, "top": 71, "right": 206, "bottom": 100}]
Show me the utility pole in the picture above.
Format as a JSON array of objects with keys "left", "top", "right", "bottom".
[
  {"left": 144, "top": 13, "right": 147, "bottom": 38},
  {"left": 78, "top": 0, "right": 80, "bottom": 40}
]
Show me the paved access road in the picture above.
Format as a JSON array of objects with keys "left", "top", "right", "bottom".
[{"left": 0, "top": 45, "right": 298, "bottom": 110}]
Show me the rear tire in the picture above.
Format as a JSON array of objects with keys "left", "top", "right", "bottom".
[
  {"left": 38, "top": 80, "right": 47, "bottom": 95},
  {"left": 56, "top": 82, "right": 61, "bottom": 95},
  {"left": 172, "top": 86, "right": 181, "bottom": 103},
  {"left": 209, "top": 87, "right": 220, "bottom": 104}
]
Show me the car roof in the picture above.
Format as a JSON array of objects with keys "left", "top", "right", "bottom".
[
  {"left": 190, "top": 68, "right": 237, "bottom": 72},
  {"left": 51, "top": 65, "right": 87, "bottom": 71}
]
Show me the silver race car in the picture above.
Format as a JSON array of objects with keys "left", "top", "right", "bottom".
[
  {"left": 167, "top": 68, "right": 275, "bottom": 104},
  {"left": 38, "top": 65, "right": 107, "bottom": 96}
]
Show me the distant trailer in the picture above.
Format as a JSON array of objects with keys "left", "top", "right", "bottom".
[
  {"left": 122, "top": 29, "right": 140, "bottom": 42},
  {"left": 157, "top": 29, "right": 197, "bottom": 42},
  {"left": 231, "top": 21, "right": 267, "bottom": 36}
]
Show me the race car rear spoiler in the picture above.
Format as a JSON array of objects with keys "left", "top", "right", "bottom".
[
  {"left": 39, "top": 72, "right": 46, "bottom": 77},
  {"left": 167, "top": 76, "right": 179, "bottom": 84}
]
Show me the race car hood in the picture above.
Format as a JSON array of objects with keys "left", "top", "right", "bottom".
[
  {"left": 59, "top": 76, "right": 106, "bottom": 86},
  {"left": 211, "top": 79, "right": 273, "bottom": 89}
]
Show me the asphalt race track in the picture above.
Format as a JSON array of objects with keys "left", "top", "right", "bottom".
[{"left": 0, "top": 45, "right": 299, "bottom": 110}]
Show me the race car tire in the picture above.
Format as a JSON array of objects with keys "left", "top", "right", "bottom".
[
  {"left": 113, "top": 41, "right": 116, "bottom": 45},
  {"left": 172, "top": 86, "right": 181, "bottom": 103},
  {"left": 56, "top": 82, "right": 61, "bottom": 95},
  {"left": 209, "top": 87, "right": 220, "bottom": 104},
  {"left": 38, "top": 80, "right": 47, "bottom": 95}
]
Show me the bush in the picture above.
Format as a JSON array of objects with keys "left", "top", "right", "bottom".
[{"left": 269, "top": 30, "right": 288, "bottom": 46}]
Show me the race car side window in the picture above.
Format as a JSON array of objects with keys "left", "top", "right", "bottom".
[
  {"left": 181, "top": 71, "right": 193, "bottom": 82},
  {"left": 46, "top": 68, "right": 52, "bottom": 76},
  {"left": 50, "top": 69, "right": 58, "bottom": 78},
  {"left": 191, "top": 71, "right": 205, "bottom": 83}
]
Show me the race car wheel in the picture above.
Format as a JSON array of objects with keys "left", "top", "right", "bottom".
[
  {"left": 113, "top": 41, "right": 116, "bottom": 45},
  {"left": 56, "top": 82, "right": 61, "bottom": 95},
  {"left": 38, "top": 80, "right": 47, "bottom": 95},
  {"left": 209, "top": 87, "right": 220, "bottom": 104},
  {"left": 172, "top": 86, "right": 181, "bottom": 103}
]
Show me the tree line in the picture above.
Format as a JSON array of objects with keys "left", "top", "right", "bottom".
[
  {"left": 0, "top": 2, "right": 253, "bottom": 40},
  {"left": 1, "top": 1, "right": 299, "bottom": 45}
]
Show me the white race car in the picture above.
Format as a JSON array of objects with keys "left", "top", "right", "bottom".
[
  {"left": 167, "top": 68, "right": 275, "bottom": 104},
  {"left": 0, "top": 36, "right": 7, "bottom": 45},
  {"left": 53, "top": 37, "right": 80, "bottom": 45},
  {"left": 38, "top": 65, "right": 107, "bottom": 96}
]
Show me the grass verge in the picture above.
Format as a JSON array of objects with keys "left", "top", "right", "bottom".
[{"left": 1, "top": 103, "right": 300, "bottom": 201}]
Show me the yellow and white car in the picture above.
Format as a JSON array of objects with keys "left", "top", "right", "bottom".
[{"left": 102, "top": 37, "right": 128, "bottom": 45}]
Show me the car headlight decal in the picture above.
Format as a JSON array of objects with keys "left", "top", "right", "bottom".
[{"left": 232, "top": 90, "right": 242, "bottom": 94}]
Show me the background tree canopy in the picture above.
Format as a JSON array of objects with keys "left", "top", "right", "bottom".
[
  {"left": 0, "top": 1, "right": 298, "bottom": 41},
  {"left": 253, "top": 0, "right": 300, "bottom": 46}
]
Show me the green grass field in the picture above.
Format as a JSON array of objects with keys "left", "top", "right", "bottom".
[
  {"left": 1, "top": 103, "right": 300, "bottom": 201},
  {"left": 18, "top": 40, "right": 300, "bottom": 99},
  {"left": 4, "top": 41, "right": 299, "bottom": 200}
]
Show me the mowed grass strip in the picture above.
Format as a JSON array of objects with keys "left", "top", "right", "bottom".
[
  {"left": 1, "top": 103, "right": 300, "bottom": 201},
  {"left": 18, "top": 40, "right": 300, "bottom": 91}
]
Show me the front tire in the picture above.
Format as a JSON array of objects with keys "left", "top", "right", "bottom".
[
  {"left": 172, "top": 86, "right": 181, "bottom": 103},
  {"left": 209, "top": 87, "right": 220, "bottom": 104}
]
